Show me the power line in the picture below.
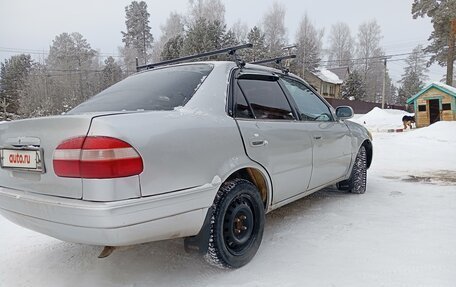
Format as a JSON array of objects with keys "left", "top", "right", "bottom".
[{"left": 0, "top": 47, "right": 123, "bottom": 58}]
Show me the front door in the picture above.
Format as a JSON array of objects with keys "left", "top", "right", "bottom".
[
  {"left": 280, "top": 77, "right": 352, "bottom": 190},
  {"left": 429, "top": 99, "right": 440, "bottom": 124}
]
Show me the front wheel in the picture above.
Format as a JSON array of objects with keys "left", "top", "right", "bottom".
[
  {"left": 337, "top": 146, "right": 367, "bottom": 194},
  {"left": 205, "top": 179, "right": 265, "bottom": 268}
]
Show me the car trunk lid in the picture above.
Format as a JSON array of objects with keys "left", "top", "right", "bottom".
[{"left": 0, "top": 115, "right": 95, "bottom": 199}]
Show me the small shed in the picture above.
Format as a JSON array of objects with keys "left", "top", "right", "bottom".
[{"left": 406, "top": 82, "right": 456, "bottom": 128}]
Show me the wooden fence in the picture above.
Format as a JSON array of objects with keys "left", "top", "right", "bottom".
[{"left": 324, "top": 98, "right": 408, "bottom": 114}]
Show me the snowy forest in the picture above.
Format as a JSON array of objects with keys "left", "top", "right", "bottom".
[{"left": 0, "top": 0, "right": 454, "bottom": 120}]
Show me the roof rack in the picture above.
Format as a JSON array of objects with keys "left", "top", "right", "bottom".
[
  {"left": 250, "top": 54, "right": 297, "bottom": 74},
  {"left": 250, "top": 54, "right": 296, "bottom": 65},
  {"left": 136, "top": 43, "right": 253, "bottom": 71}
]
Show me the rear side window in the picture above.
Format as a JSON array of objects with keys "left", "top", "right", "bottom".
[
  {"left": 237, "top": 79, "right": 294, "bottom": 120},
  {"left": 68, "top": 64, "right": 213, "bottom": 113}
]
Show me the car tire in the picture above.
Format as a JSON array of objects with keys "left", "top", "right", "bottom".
[
  {"left": 205, "top": 179, "right": 265, "bottom": 268},
  {"left": 337, "top": 145, "right": 367, "bottom": 194}
]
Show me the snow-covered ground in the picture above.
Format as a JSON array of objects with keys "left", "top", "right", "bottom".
[
  {"left": 351, "top": 107, "right": 414, "bottom": 131},
  {"left": 1, "top": 112, "right": 455, "bottom": 287}
]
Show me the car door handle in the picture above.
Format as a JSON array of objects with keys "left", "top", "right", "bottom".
[
  {"left": 314, "top": 136, "right": 322, "bottom": 140},
  {"left": 250, "top": 140, "right": 268, "bottom": 147}
]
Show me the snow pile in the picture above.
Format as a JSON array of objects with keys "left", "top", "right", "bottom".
[
  {"left": 314, "top": 69, "right": 343, "bottom": 84},
  {"left": 403, "top": 121, "right": 456, "bottom": 142},
  {"left": 372, "top": 121, "right": 456, "bottom": 176},
  {"left": 350, "top": 107, "right": 413, "bottom": 131}
]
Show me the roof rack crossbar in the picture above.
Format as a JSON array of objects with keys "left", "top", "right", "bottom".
[
  {"left": 137, "top": 43, "right": 253, "bottom": 71},
  {"left": 250, "top": 54, "right": 296, "bottom": 65},
  {"left": 250, "top": 54, "right": 297, "bottom": 74}
]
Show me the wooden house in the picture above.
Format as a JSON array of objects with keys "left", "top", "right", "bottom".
[
  {"left": 304, "top": 68, "right": 344, "bottom": 98},
  {"left": 406, "top": 82, "right": 456, "bottom": 128}
]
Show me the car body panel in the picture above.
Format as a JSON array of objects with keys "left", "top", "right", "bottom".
[
  {"left": 307, "top": 121, "right": 353, "bottom": 189},
  {"left": 0, "top": 115, "right": 93, "bottom": 199},
  {"left": 236, "top": 119, "right": 313, "bottom": 204},
  {"left": 0, "top": 61, "right": 372, "bottom": 247}
]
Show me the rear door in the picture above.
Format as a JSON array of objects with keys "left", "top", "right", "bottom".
[
  {"left": 280, "top": 77, "right": 352, "bottom": 189},
  {"left": 233, "top": 71, "right": 313, "bottom": 204}
]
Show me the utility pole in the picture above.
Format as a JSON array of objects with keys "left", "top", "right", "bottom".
[
  {"left": 381, "top": 57, "right": 387, "bottom": 109},
  {"left": 447, "top": 19, "right": 456, "bottom": 86},
  {"left": 282, "top": 44, "right": 296, "bottom": 70}
]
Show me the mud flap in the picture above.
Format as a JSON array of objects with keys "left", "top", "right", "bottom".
[{"left": 184, "top": 207, "right": 214, "bottom": 254}]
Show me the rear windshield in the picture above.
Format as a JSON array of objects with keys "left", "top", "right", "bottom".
[{"left": 68, "top": 64, "right": 213, "bottom": 113}]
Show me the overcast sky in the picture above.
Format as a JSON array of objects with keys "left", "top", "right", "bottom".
[{"left": 0, "top": 0, "right": 446, "bottom": 83}]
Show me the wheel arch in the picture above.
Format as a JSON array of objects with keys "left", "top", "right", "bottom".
[
  {"left": 362, "top": 139, "right": 373, "bottom": 169},
  {"left": 222, "top": 167, "right": 272, "bottom": 211}
]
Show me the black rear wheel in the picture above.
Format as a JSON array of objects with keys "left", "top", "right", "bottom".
[{"left": 205, "top": 179, "right": 265, "bottom": 268}]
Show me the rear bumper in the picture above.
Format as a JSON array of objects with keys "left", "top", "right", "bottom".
[{"left": 0, "top": 184, "right": 217, "bottom": 246}]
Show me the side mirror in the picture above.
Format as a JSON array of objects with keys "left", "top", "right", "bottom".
[{"left": 336, "top": 106, "right": 354, "bottom": 120}]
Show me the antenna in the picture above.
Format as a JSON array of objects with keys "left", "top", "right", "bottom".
[{"left": 137, "top": 43, "right": 253, "bottom": 71}]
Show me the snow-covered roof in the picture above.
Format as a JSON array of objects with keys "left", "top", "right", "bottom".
[
  {"left": 328, "top": 66, "right": 350, "bottom": 81},
  {"left": 312, "top": 69, "right": 343, "bottom": 84},
  {"left": 432, "top": 81, "right": 456, "bottom": 95},
  {"left": 406, "top": 81, "right": 456, "bottom": 104}
]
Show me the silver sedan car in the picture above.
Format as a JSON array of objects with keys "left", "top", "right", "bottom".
[{"left": 0, "top": 61, "right": 372, "bottom": 268}]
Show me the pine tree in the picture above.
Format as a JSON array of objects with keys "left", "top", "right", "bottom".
[
  {"left": 244, "top": 26, "right": 268, "bottom": 62},
  {"left": 161, "top": 35, "right": 184, "bottom": 60},
  {"left": 341, "top": 70, "right": 367, "bottom": 100},
  {"left": 412, "top": 0, "right": 456, "bottom": 84},
  {"left": 121, "top": 1, "right": 153, "bottom": 68},
  {"left": 101, "top": 57, "right": 123, "bottom": 90},
  {"left": 293, "top": 14, "right": 324, "bottom": 76},
  {"left": 46, "top": 32, "right": 98, "bottom": 112},
  {"left": 398, "top": 45, "right": 429, "bottom": 105},
  {"left": 181, "top": 18, "right": 226, "bottom": 58},
  {"left": 0, "top": 54, "right": 32, "bottom": 117}
]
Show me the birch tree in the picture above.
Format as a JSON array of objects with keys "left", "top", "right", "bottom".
[
  {"left": 328, "top": 22, "right": 354, "bottom": 68},
  {"left": 263, "top": 1, "right": 287, "bottom": 57}
]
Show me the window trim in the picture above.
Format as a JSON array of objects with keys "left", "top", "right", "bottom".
[
  {"left": 229, "top": 68, "right": 299, "bottom": 122},
  {"left": 279, "top": 75, "right": 337, "bottom": 122},
  {"left": 442, "top": 103, "right": 451, "bottom": 111}
]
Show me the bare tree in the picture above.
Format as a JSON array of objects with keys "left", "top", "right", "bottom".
[
  {"left": 152, "top": 12, "right": 185, "bottom": 61},
  {"left": 187, "top": 0, "right": 225, "bottom": 25},
  {"left": 356, "top": 20, "right": 382, "bottom": 78},
  {"left": 293, "top": 14, "right": 324, "bottom": 75},
  {"left": 355, "top": 20, "right": 385, "bottom": 102},
  {"left": 262, "top": 1, "right": 287, "bottom": 57},
  {"left": 231, "top": 20, "right": 249, "bottom": 44},
  {"left": 328, "top": 22, "right": 354, "bottom": 68}
]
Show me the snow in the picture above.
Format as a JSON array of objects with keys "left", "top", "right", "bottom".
[
  {"left": 350, "top": 107, "right": 413, "bottom": 131},
  {"left": 314, "top": 69, "right": 343, "bottom": 84},
  {"left": 1, "top": 113, "right": 456, "bottom": 286},
  {"left": 433, "top": 81, "right": 456, "bottom": 95}
]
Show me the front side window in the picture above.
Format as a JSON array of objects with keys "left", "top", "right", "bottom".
[
  {"left": 237, "top": 79, "right": 295, "bottom": 120},
  {"left": 281, "top": 77, "right": 333, "bottom": 122},
  {"left": 68, "top": 64, "right": 213, "bottom": 114}
]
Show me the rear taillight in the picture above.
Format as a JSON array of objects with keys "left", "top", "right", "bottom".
[{"left": 53, "top": 136, "right": 143, "bottom": 178}]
